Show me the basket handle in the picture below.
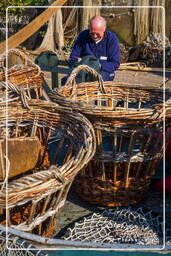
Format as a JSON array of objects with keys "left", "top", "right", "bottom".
[
  {"left": 65, "top": 65, "right": 106, "bottom": 95},
  {"left": 0, "top": 48, "right": 42, "bottom": 77},
  {"left": 0, "top": 48, "right": 28, "bottom": 67}
]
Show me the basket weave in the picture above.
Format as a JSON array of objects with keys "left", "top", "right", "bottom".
[
  {"left": 0, "top": 48, "right": 43, "bottom": 100},
  {"left": 49, "top": 65, "right": 171, "bottom": 207},
  {"left": 0, "top": 81, "right": 22, "bottom": 106},
  {"left": 0, "top": 100, "right": 96, "bottom": 236}
]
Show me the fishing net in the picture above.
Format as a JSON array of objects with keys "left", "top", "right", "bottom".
[
  {"left": 139, "top": 33, "right": 171, "bottom": 67},
  {"left": 62, "top": 208, "right": 163, "bottom": 246},
  {"left": 0, "top": 230, "right": 47, "bottom": 256}
]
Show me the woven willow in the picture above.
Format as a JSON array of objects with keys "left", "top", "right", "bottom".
[
  {"left": 0, "top": 230, "right": 47, "bottom": 256},
  {"left": 50, "top": 65, "right": 171, "bottom": 117},
  {"left": 0, "top": 49, "right": 43, "bottom": 100},
  {"left": 0, "top": 81, "right": 23, "bottom": 106},
  {"left": 0, "top": 100, "right": 96, "bottom": 236},
  {"left": 49, "top": 65, "right": 171, "bottom": 206}
]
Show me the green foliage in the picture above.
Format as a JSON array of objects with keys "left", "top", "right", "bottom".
[
  {"left": 30, "top": 0, "right": 48, "bottom": 5},
  {"left": 0, "top": 0, "right": 48, "bottom": 15}
]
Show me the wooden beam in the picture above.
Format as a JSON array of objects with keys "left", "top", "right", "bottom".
[
  {"left": 119, "top": 65, "right": 171, "bottom": 73},
  {"left": 0, "top": 0, "right": 67, "bottom": 54}
]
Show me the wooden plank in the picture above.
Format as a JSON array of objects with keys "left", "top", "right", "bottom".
[
  {"left": 114, "top": 70, "right": 171, "bottom": 88},
  {"left": 119, "top": 65, "right": 171, "bottom": 73},
  {"left": 58, "top": 60, "right": 68, "bottom": 66},
  {"left": 0, "top": 0, "right": 67, "bottom": 54},
  {"left": 0, "top": 137, "right": 41, "bottom": 180},
  {"left": 40, "top": 64, "right": 70, "bottom": 74},
  {"left": 52, "top": 72, "right": 58, "bottom": 89}
]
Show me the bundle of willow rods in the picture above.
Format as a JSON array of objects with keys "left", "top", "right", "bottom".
[
  {"left": 49, "top": 65, "right": 171, "bottom": 206},
  {"left": 0, "top": 48, "right": 43, "bottom": 100},
  {"left": 0, "top": 100, "right": 96, "bottom": 236}
]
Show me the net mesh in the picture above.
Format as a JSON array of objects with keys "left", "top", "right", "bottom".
[
  {"left": 62, "top": 208, "right": 163, "bottom": 245},
  {"left": 0, "top": 231, "right": 47, "bottom": 256}
]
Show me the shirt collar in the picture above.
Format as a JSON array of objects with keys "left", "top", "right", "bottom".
[{"left": 88, "top": 30, "right": 107, "bottom": 42}]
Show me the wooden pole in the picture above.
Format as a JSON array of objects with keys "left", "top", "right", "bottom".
[
  {"left": 0, "top": 0, "right": 67, "bottom": 54},
  {"left": 80, "top": 0, "right": 101, "bottom": 31},
  {"left": 119, "top": 65, "right": 171, "bottom": 73}
]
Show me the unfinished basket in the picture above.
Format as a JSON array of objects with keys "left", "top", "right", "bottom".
[
  {"left": 49, "top": 65, "right": 171, "bottom": 207},
  {"left": 0, "top": 100, "right": 96, "bottom": 236},
  {"left": 0, "top": 48, "right": 43, "bottom": 100}
]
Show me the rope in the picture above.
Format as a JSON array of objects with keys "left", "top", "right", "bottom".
[
  {"left": 134, "top": 0, "right": 149, "bottom": 44},
  {"left": 0, "top": 156, "right": 10, "bottom": 193}
]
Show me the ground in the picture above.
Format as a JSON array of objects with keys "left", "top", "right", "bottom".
[{"left": 55, "top": 180, "right": 171, "bottom": 244}]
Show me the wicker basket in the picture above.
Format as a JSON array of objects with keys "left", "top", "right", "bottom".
[
  {"left": 0, "top": 48, "right": 43, "bottom": 100},
  {"left": 49, "top": 65, "right": 171, "bottom": 207},
  {"left": 0, "top": 100, "right": 96, "bottom": 236}
]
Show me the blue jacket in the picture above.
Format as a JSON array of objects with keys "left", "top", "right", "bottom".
[{"left": 70, "top": 29, "right": 120, "bottom": 81}]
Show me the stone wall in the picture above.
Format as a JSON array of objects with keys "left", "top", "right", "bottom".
[
  {"left": 101, "top": 5, "right": 134, "bottom": 45},
  {"left": 76, "top": 0, "right": 171, "bottom": 45},
  {"left": 102, "top": 0, "right": 133, "bottom": 45},
  {"left": 101, "top": 0, "right": 171, "bottom": 45},
  {"left": 166, "top": 0, "right": 171, "bottom": 41}
]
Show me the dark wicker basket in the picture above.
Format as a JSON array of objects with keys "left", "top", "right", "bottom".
[
  {"left": 49, "top": 65, "right": 171, "bottom": 207},
  {"left": 0, "top": 100, "right": 96, "bottom": 236}
]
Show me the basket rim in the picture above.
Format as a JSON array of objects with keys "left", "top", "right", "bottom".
[
  {"left": 49, "top": 80, "right": 170, "bottom": 120},
  {"left": 0, "top": 100, "right": 96, "bottom": 208}
]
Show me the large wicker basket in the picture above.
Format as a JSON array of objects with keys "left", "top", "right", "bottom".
[
  {"left": 0, "top": 100, "right": 96, "bottom": 236},
  {"left": 49, "top": 65, "right": 171, "bottom": 207},
  {"left": 0, "top": 48, "right": 43, "bottom": 100}
]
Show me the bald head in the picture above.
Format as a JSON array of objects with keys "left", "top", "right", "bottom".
[
  {"left": 89, "top": 16, "right": 106, "bottom": 28},
  {"left": 89, "top": 16, "right": 106, "bottom": 41}
]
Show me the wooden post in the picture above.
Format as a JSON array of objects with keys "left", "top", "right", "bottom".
[
  {"left": 80, "top": 0, "right": 102, "bottom": 31},
  {"left": 52, "top": 72, "right": 58, "bottom": 89}
]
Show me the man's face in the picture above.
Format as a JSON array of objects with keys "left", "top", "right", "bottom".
[{"left": 89, "top": 24, "right": 105, "bottom": 41}]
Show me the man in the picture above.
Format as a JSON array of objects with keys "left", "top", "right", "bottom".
[{"left": 69, "top": 15, "right": 120, "bottom": 82}]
